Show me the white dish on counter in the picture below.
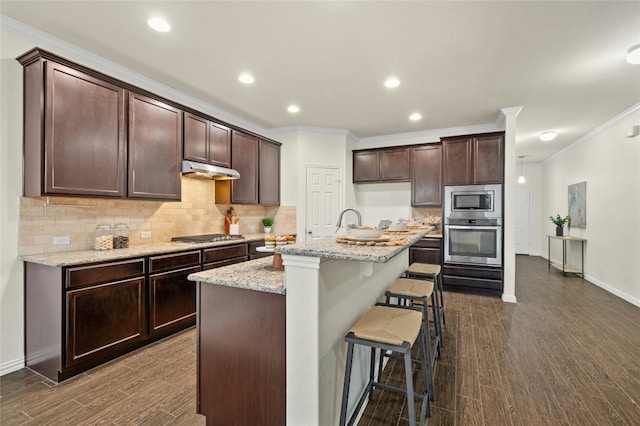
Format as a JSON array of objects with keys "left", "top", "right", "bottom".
[
  {"left": 349, "top": 228, "right": 384, "bottom": 238},
  {"left": 343, "top": 236, "right": 391, "bottom": 242}
]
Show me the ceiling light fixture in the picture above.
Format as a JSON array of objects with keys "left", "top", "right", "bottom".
[
  {"left": 539, "top": 131, "right": 557, "bottom": 142},
  {"left": 626, "top": 44, "right": 640, "bottom": 65},
  {"left": 518, "top": 156, "right": 526, "bottom": 184},
  {"left": 409, "top": 113, "right": 422, "bottom": 121},
  {"left": 147, "top": 18, "right": 171, "bottom": 33},
  {"left": 384, "top": 77, "right": 400, "bottom": 88},
  {"left": 287, "top": 105, "right": 300, "bottom": 113},
  {"left": 238, "top": 73, "right": 255, "bottom": 84}
]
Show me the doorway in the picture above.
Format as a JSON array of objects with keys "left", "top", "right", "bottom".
[{"left": 305, "top": 166, "right": 342, "bottom": 241}]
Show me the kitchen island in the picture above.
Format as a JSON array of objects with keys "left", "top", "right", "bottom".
[{"left": 189, "top": 228, "right": 430, "bottom": 425}]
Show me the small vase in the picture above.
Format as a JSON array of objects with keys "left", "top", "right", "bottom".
[
  {"left": 264, "top": 226, "right": 272, "bottom": 234},
  {"left": 555, "top": 226, "right": 563, "bottom": 237}
]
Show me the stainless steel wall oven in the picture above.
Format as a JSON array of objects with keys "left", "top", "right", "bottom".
[{"left": 444, "top": 184, "right": 503, "bottom": 267}]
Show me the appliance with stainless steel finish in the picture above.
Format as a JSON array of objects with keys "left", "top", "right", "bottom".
[
  {"left": 171, "top": 234, "right": 245, "bottom": 243},
  {"left": 444, "top": 184, "right": 503, "bottom": 267},
  {"left": 444, "top": 184, "right": 502, "bottom": 221},
  {"left": 181, "top": 160, "right": 241, "bottom": 180},
  {"left": 444, "top": 218, "right": 502, "bottom": 266}
]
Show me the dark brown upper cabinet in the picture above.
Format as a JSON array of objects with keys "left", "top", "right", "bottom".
[
  {"left": 128, "top": 92, "right": 182, "bottom": 200},
  {"left": 20, "top": 55, "right": 127, "bottom": 198},
  {"left": 183, "top": 112, "right": 231, "bottom": 167},
  {"left": 411, "top": 144, "right": 442, "bottom": 206},
  {"left": 442, "top": 133, "right": 504, "bottom": 186},
  {"left": 353, "top": 147, "right": 410, "bottom": 183},
  {"left": 259, "top": 140, "right": 281, "bottom": 205},
  {"left": 216, "top": 131, "right": 280, "bottom": 205}
]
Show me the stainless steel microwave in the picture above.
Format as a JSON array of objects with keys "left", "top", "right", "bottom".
[{"left": 444, "top": 184, "right": 502, "bottom": 222}]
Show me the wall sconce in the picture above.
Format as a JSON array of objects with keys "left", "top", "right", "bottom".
[{"left": 518, "top": 156, "right": 526, "bottom": 184}]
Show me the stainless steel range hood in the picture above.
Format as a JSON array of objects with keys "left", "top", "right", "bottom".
[{"left": 181, "top": 160, "right": 240, "bottom": 180}]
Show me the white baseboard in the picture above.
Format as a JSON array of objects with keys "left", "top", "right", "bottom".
[
  {"left": 502, "top": 294, "right": 517, "bottom": 303},
  {"left": 538, "top": 255, "right": 640, "bottom": 308},
  {"left": 0, "top": 357, "right": 25, "bottom": 376}
]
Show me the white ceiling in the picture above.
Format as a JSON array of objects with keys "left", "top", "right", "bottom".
[{"left": 1, "top": 1, "right": 639, "bottom": 163}]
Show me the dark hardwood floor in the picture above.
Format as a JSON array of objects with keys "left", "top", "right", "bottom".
[{"left": 1, "top": 255, "right": 639, "bottom": 425}]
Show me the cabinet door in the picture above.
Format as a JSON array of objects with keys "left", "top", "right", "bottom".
[
  {"left": 43, "top": 62, "right": 126, "bottom": 197},
  {"left": 411, "top": 144, "right": 442, "bottom": 206},
  {"left": 128, "top": 92, "right": 182, "bottom": 200},
  {"left": 66, "top": 278, "right": 145, "bottom": 367},
  {"left": 259, "top": 140, "right": 281, "bottom": 205},
  {"left": 380, "top": 147, "right": 410, "bottom": 181},
  {"left": 353, "top": 151, "right": 380, "bottom": 183},
  {"left": 183, "top": 112, "right": 209, "bottom": 164},
  {"left": 443, "top": 138, "right": 472, "bottom": 186},
  {"left": 230, "top": 131, "right": 259, "bottom": 204},
  {"left": 149, "top": 266, "right": 200, "bottom": 336},
  {"left": 209, "top": 122, "right": 231, "bottom": 167},
  {"left": 473, "top": 134, "right": 504, "bottom": 184}
]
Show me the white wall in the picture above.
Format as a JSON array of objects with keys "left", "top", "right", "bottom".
[
  {"left": 541, "top": 106, "right": 640, "bottom": 305},
  {"left": 355, "top": 183, "right": 412, "bottom": 225}
]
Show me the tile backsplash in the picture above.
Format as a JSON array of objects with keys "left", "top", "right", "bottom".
[{"left": 19, "top": 177, "right": 296, "bottom": 255}]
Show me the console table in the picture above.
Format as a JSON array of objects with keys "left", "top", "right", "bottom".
[{"left": 547, "top": 235, "right": 586, "bottom": 278}]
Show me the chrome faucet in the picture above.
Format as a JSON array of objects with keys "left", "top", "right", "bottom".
[{"left": 335, "top": 208, "right": 362, "bottom": 231}]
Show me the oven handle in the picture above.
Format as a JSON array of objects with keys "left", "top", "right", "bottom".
[{"left": 445, "top": 225, "right": 501, "bottom": 231}]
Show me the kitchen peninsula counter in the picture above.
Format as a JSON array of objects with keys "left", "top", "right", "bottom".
[{"left": 189, "top": 227, "right": 430, "bottom": 425}]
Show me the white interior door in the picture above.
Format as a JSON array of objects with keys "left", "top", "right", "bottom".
[
  {"left": 306, "top": 166, "right": 341, "bottom": 241},
  {"left": 515, "top": 185, "right": 531, "bottom": 254}
]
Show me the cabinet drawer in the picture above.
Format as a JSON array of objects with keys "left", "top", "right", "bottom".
[
  {"left": 203, "top": 244, "right": 248, "bottom": 263},
  {"left": 149, "top": 251, "right": 201, "bottom": 273},
  {"left": 412, "top": 237, "right": 441, "bottom": 249},
  {"left": 66, "top": 258, "right": 145, "bottom": 289},
  {"left": 203, "top": 256, "right": 248, "bottom": 270},
  {"left": 409, "top": 248, "right": 441, "bottom": 266},
  {"left": 248, "top": 240, "right": 266, "bottom": 253},
  {"left": 443, "top": 264, "right": 502, "bottom": 280}
]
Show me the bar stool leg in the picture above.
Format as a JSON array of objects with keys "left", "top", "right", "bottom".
[{"left": 339, "top": 341, "right": 355, "bottom": 426}]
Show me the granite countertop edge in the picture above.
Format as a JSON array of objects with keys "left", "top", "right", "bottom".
[
  {"left": 188, "top": 257, "right": 285, "bottom": 295},
  {"left": 19, "top": 234, "right": 269, "bottom": 267},
  {"left": 275, "top": 227, "right": 432, "bottom": 263}
]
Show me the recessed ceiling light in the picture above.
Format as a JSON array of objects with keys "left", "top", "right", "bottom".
[
  {"left": 409, "top": 113, "right": 422, "bottom": 121},
  {"left": 287, "top": 105, "right": 300, "bottom": 113},
  {"left": 238, "top": 73, "right": 255, "bottom": 84},
  {"left": 539, "top": 131, "right": 557, "bottom": 141},
  {"left": 384, "top": 77, "right": 400, "bottom": 88},
  {"left": 147, "top": 18, "right": 171, "bottom": 33},
  {"left": 626, "top": 45, "right": 640, "bottom": 65}
]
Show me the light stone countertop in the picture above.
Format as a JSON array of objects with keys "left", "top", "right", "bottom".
[
  {"left": 188, "top": 256, "right": 285, "bottom": 295},
  {"left": 275, "top": 227, "right": 432, "bottom": 263},
  {"left": 19, "top": 233, "right": 268, "bottom": 267}
]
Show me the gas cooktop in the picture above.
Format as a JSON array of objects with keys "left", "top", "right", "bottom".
[{"left": 171, "top": 234, "right": 245, "bottom": 243}]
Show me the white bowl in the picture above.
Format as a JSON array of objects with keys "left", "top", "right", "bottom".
[{"left": 350, "top": 227, "right": 384, "bottom": 238}]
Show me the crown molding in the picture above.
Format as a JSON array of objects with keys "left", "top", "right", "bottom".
[
  {"left": 265, "top": 125, "right": 357, "bottom": 140},
  {"left": 542, "top": 102, "right": 640, "bottom": 165},
  {"left": 1, "top": 14, "right": 267, "bottom": 134},
  {"left": 498, "top": 106, "right": 523, "bottom": 128},
  {"left": 358, "top": 121, "right": 501, "bottom": 146}
]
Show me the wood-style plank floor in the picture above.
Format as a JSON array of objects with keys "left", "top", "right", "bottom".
[
  {"left": 1, "top": 255, "right": 639, "bottom": 425},
  {"left": 359, "top": 255, "right": 640, "bottom": 425}
]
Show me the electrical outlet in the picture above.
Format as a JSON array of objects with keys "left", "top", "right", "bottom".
[
  {"left": 140, "top": 231, "right": 152, "bottom": 239},
  {"left": 53, "top": 236, "right": 70, "bottom": 245}
]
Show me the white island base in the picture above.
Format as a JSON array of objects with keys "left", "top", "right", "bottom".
[{"left": 283, "top": 250, "right": 410, "bottom": 425}]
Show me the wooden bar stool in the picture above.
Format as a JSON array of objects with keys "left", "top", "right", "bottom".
[
  {"left": 382, "top": 278, "right": 440, "bottom": 400},
  {"left": 339, "top": 304, "right": 431, "bottom": 426},
  {"left": 405, "top": 262, "right": 445, "bottom": 343}
]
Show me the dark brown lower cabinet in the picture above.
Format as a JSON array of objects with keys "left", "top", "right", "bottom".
[
  {"left": 443, "top": 264, "right": 503, "bottom": 296},
  {"left": 409, "top": 236, "right": 442, "bottom": 265},
  {"left": 197, "top": 282, "right": 285, "bottom": 426},
  {"left": 149, "top": 266, "right": 200, "bottom": 337},
  {"left": 66, "top": 278, "right": 145, "bottom": 368}
]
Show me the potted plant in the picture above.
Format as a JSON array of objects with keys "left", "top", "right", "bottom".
[
  {"left": 261, "top": 217, "right": 274, "bottom": 234},
  {"left": 549, "top": 214, "right": 569, "bottom": 236}
]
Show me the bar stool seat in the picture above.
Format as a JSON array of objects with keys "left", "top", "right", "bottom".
[
  {"left": 339, "top": 305, "right": 431, "bottom": 426},
  {"left": 383, "top": 278, "right": 440, "bottom": 400},
  {"left": 407, "top": 263, "right": 441, "bottom": 276}
]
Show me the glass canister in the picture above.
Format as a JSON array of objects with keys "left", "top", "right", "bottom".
[
  {"left": 113, "top": 223, "right": 129, "bottom": 249},
  {"left": 94, "top": 224, "right": 113, "bottom": 251}
]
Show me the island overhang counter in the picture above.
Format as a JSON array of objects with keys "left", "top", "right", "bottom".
[{"left": 188, "top": 228, "right": 430, "bottom": 426}]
